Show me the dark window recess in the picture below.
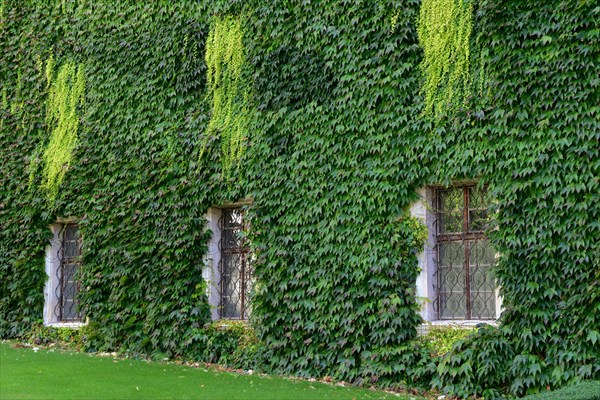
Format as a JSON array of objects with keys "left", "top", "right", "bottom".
[
  {"left": 433, "top": 186, "right": 497, "bottom": 320},
  {"left": 219, "top": 208, "right": 254, "bottom": 320},
  {"left": 54, "top": 224, "right": 83, "bottom": 322}
]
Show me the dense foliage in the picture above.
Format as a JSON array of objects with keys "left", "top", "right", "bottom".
[
  {"left": 417, "top": 324, "right": 474, "bottom": 357},
  {"left": 1, "top": 1, "right": 216, "bottom": 354},
  {"left": 203, "top": 14, "right": 252, "bottom": 178},
  {"left": 37, "top": 57, "right": 85, "bottom": 201},
  {"left": 246, "top": 0, "right": 432, "bottom": 385},
  {"left": 425, "top": 1, "right": 600, "bottom": 397},
  {"left": 1, "top": 0, "right": 598, "bottom": 398},
  {"left": 522, "top": 381, "right": 600, "bottom": 400},
  {"left": 417, "top": 0, "right": 473, "bottom": 118}
]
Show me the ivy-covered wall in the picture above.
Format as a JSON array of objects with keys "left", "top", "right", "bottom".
[
  {"left": 1, "top": 1, "right": 218, "bottom": 353},
  {"left": 455, "top": 1, "right": 599, "bottom": 396},
  {"left": 425, "top": 1, "right": 599, "bottom": 396},
  {"left": 1, "top": 0, "right": 598, "bottom": 398},
  {"left": 245, "top": 0, "right": 434, "bottom": 385}
]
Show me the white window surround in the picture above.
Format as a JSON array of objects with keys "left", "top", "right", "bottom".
[
  {"left": 203, "top": 202, "right": 252, "bottom": 321},
  {"left": 43, "top": 219, "right": 86, "bottom": 327},
  {"left": 410, "top": 186, "right": 503, "bottom": 325},
  {"left": 204, "top": 207, "right": 223, "bottom": 321}
]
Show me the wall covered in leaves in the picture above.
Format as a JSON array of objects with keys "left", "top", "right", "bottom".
[
  {"left": 436, "top": 1, "right": 599, "bottom": 397},
  {"left": 1, "top": 0, "right": 598, "bottom": 398},
  {"left": 0, "top": 0, "right": 220, "bottom": 354},
  {"left": 245, "top": 0, "right": 435, "bottom": 386}
]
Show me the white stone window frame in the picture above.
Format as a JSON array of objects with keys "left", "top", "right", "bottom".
[
  {"left": 411, "top": 186, "right": 503, "bottom": 327},
  {"left": 203, "top": 201, "right": 252, "bottom": 321},
  {"left": 44, "top": 218, "right": 86, "bottom": 327}
]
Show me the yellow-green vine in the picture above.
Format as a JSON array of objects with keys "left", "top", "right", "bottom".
[
  {"left": 0, "top": 88, "right": 6, "bottom": 130},
  {"left": 40, "top": 56, "right": 85, "bottom": 201},
  {"left": 203, "top": 14, "right": 250, "bottom": 179},
  {"left": 390, "top": 10, "right": 401, "bottom": 32},
  {"left": 417, "top": 0, "right": 473, "bottom": 119}
]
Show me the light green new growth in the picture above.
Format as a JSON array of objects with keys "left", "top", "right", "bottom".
[
  {"left": 0, "top": 88, "right": 6, "bottom": 129},
  {"left": 41, "top": 57, "right": 85, "bottom": 201},
  {"left": 417, "top": 0, "right": 473, "bottom": 119},
  {"left": 204, "top": 15, "right": 250, "bottom": 179},
  {"left": 390, "top": 10, "right": 401, "bottom": 32}
]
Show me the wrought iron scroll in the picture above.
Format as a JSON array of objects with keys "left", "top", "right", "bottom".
[
  {"left": 54, "top": 224, "right": 83, "bottom": 322},
  {"left": 218, "top": 208, "right": 253, "bottom": 319},
  {"left": 432, "top": 186, "right": 497, "bottom": 320}
]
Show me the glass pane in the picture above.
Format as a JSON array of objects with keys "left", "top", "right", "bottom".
[
  {"left": 469, "top": 240, "right": 497, "bottom": 319},
  {"left": 63, "top": 263, "right": 78, "bottom": 281},
  {"left": 468, "top": 186, "right": 490, "bottom": 232},
  {"left": 438, "top": 241, "right": 465, "bottom": 268},
  {"left": 220, "top": 253, "right": 243, "bottom": 319},
  {"left": 470, "top": 239, "right": 496, "bottom": 270},
  {"left": 222, "top": 226, "right": 244, "bottom": 249},
  {"left": 62, "top": 299, "right": 77, "bottom": 320},
  {"left": 470, "top": 292, "right": 496, "bottom": 319},
  {"left": 439, "top": 266, "right": 465, "bottom": 292},
  {"left": 221, "top": 209, "right": 244, "bottom": 249},
  {"left": 65, "top": 244, "right": 80, "bottom": 258},
  {"left": 63, "top": 225, "right": 81, "bottom": 258},
  {"left": 222, "top": 254, "right": 241, "bottom": 293},
  {"left": 223, "top": 299, "right": 241, "bottom": 319},
  {"left": 61, "top": 262, "right": 80, "bottom": 321},
  {"left": 65, "top": 225, "right": 79, "bottom": 241},
  {"left": 437, "top": 188, "right": 463, "bottom": 234},
  {"left": 438, "top": 242, "right": 467, "bottom": 319},
  {"left": 439, "top": 293, "right": 467, "bottom": 320}
]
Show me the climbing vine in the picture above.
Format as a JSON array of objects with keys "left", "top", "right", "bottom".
[
  {"left": 204, "top": 14, "right": 250, "bottom": 179},
  {"left": 2, "top": 1, "right": 598, "bottom": 398},
  {"left": 417, "top": 0, "right": 473, "bottom": 118},
  {"left": 39, "top": 57, "right": 85, "bottom": 201}
]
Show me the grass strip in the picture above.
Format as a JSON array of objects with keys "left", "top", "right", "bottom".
[{"left": 0, "top": 342, "right": 422, "bottom": 400}]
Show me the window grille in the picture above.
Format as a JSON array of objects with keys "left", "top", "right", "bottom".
[
  {"left": 53, "top": 224, "right": 83, "bottom": 322},
  {"left": 218, "top": 208, "right": 253, "bottom": 319},
  {"left": 433, "top": 186, "right": 497, "bottom": 320}
]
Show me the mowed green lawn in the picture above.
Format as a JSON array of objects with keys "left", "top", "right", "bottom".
[{"left": 0, "top": 342, "right": 423, "bottom": 400}]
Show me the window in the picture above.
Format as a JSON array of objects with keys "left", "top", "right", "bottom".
[
  {"left": 204, "top": 206, "right": 254, "bottom": 321},
  {"left": 432, "top": 185, "right": 497, "bottom": 320},
  {"left": 218, "top": 208, "right": 253, "bottom": 319},
  {"left": 44, "top": 222, "right": 84, "bottom": 324}
]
